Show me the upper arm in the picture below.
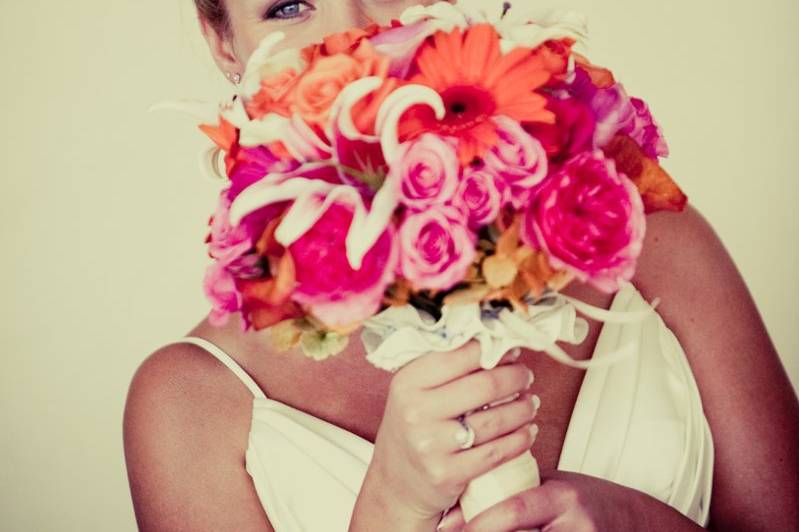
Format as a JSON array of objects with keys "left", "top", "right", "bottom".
[
  {"left": 123, "top": 343, "right": 275, "bottom": 532},
  {"left": 634, "top": 204, "right": 799, "bottom": 531}
]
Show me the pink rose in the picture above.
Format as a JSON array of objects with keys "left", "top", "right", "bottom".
[
  {"left": 394, "top": 133, "right": 460, "bottom": 210},
  {"left": 207, "top": 186, "right": 285, "bottom": 262},
  {"left": 203, "top": 187, "right": 290, "bottom": 326},
  {"left": 520, "top": 150, "right": 645, "bottom": 293},
  {"left": 451, "top": 168, "right": 504, "bottom": 229},
  {"left": 398, "top": 206, "right": 476, "bottom": 291},
  {"left": 483, "top": 116, "right": 548, "bottom": 210},
  {"left": 288, "top": 200, "right": 398, "bottom": 329}
]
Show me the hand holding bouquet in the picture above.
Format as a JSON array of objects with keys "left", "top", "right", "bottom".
[{"left": 186, "top": 0, "right": 687, "bottom": 523}]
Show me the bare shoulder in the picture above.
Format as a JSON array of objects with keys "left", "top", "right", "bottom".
[
  {"left": 123, "top": 341, "right": 275, "bottom": 532},
  {"left": 633, "top": 203, "right": 799, "bottom": 530}
]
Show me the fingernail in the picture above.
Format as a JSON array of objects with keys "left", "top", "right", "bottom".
[
  {"left": 530, "top": 394, "right": 541, "bottom": 411},
  {"left": 525, "top": 369, "right": 534, "bottom": 388},
  {"left": 510, "top": 347, "right": 521, "bottom": 360},
  {"left": 437, "top": 511, "right": 458, "bottom": 531},
  {"left": 529, "top": 423, "right": 539, "bottom": 441}
]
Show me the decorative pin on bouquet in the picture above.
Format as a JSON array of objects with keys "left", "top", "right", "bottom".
[{"left": 178, "top": 0, "right": 686, "bottom": 523}]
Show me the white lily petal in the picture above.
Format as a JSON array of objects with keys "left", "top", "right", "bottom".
[
  {"left": 147, "top": 99, "right": 218, "bottom": 123},
  {"left": 326, "top": 77, "right": 384, "bottom": 143},
  {"left": 375, "top": 84, "right": 445, "bottom": 165},
  {"left": 219, "top": 96, "right": 252, "bottom": 129},
  {"left": 228, "top": 176, "right": 333, "bottom": 227},
  {"left": 286, "top": 114, "right": 332, "bottom": 161},
  {"left": 239, "top": 32, "right": 304, "bottom": 98},
  {"left": 345, "top": 171, "right": 400, "bottom": 270},
  {"left": 277, "top": 185, "right": 365, "bottom": 245},
  {"left": 238, "top": 113, "right": 292, "bottom": 147}
]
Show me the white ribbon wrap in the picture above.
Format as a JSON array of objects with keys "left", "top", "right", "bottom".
[{"left": 360, "top": 280, "right": 660, "bottom": 523}]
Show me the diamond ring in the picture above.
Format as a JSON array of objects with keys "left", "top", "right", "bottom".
[{"left": 455, "top": 414, "right": 476, "bottom": 450}]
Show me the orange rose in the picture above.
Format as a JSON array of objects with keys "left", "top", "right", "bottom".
[
  {"left": 301, "top": 23, "right": 381, "bottom": 63},
  {"left": 246, "top": 68, "right": 300, "bottom": 119},
  {"left": 292, "top": 40, "right": 389, "bottom": 128}
]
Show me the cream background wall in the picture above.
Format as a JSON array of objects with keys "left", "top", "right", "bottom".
[{"left": 1, "top": 1, "right": 796, "bottom": 530}]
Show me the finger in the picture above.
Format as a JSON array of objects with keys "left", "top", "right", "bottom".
[
  {"left": 451, "top": 424, "right": 538, "bottom": 483},
  {"left": 433, "top": 391, "right": 539, "bottom": 454},
  {"left": 463, "top": 485, "right": 560, "bottom": 532},
  {"left": 436, "top": 503, "right": 465, "bottom": 532},
  {"left": 400, "top": 342, "right": 520, "bottom": 390},
  {"left": 429, "top": 363, "right": 534, "bottom": 418},
  {"left": 455, "top": 391, "right": 540, "bottom": 448}
]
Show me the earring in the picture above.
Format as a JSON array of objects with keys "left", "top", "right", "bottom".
[{"left": 227, "top": 72, "right": 242, "bottom": 85}]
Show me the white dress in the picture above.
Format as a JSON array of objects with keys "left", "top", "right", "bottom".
[{"left": 174, "top": 281, "right": 714, "bottom": 530}]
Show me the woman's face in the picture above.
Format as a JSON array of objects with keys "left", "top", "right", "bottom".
[{"left": 202, "top": 0, "right": 444, "bottom": 80}]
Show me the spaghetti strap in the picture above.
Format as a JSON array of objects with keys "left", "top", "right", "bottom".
[{"left": 179, "top": 336, "right": 268, "bottom": 400}]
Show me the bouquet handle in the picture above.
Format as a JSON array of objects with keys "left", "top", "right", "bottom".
[{"left": 459, "top": 449, "right": 541, "bottom": 525}]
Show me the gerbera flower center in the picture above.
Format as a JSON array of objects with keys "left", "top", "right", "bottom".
[{"left": 440, "top": 86, "right": 497, "bottom": 134}]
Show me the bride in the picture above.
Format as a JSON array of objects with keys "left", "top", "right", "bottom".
[{"left": 123, "top": 1, "right": 799, "bottom": 531}]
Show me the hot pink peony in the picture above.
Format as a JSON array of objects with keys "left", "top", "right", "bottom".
[
  {"left": 394, "top": 133, "right": 460, "bottom": 210},
  {"left": 398, "top": 206, "right": 476, "bottom": 291},
  {"left": 451, "top": 168, "right": 504, "bottom": 229},
  {"left": 523, "top": 94, "right": 596, "bottom": 164},
  {"left": 483, "top": 116, "right": 548, "bottom": 211},
  {"left": 520, "top": 150, "right": 645, "bottom": 293},
  {"left": 288, "top": 199, "right": 399, "bottom": 330}
]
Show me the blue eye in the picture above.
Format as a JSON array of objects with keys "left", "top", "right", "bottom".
[{"left": 265, "top": 0, "right": 312, "bottom": 20}]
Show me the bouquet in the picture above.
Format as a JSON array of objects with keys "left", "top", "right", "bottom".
[{"left": 173, "top": 0, "right": 687, "bottom": 522}]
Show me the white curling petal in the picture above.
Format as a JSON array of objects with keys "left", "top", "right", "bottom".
[
  {"left": 275, "top": 185, "right": 362, "bottom": 247},
  {"left": 228, "top": 176, "right": 334, "bottom": 227},
  {"left": 218, "top": 95, "right": 252, "bottom": 129},
  {"left": 285, "top": 114, "right": 332, "bottom": 161},
  {"left": 326, "top": 77, "right": 384, "bottom": 143},
  {"left": 147, "top": 99, "right": 218, "bottom": 123},
  {"left": 345, "top": 171, "right": 400, "bottom": 270},
  {"left": 375, "top": 84, "right": 445, "bottom": 165},
  {"left": 238, "top": 113, "right": 292, "bottom": 147},
  {"left": 239, "top": 31, "right": 304, "bottom": 98}
]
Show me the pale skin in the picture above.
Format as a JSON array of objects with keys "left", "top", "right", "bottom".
[{"left": 122, "top": 1, "right": 799, "bottom": 531}]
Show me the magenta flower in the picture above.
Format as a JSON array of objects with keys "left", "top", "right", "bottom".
[
  {"left": 288, "top": 200, "right": 399, "bottom": 330},
  {"left": 560, "top": 68, "right": 667, "bottom": 157},
  {"left": 394, "top": 133, "right": 460, "bottom": 210},
  {"left": 590, "top": 83, "right": 637, "bottom": 148},
  {"left": 520, "top": 150, "right": 646, "bottom": 293},
  {"left": 398, "top": 206, "right": 476, "bottom": 291},
  {"left": 620, "top": 97, "right": 670, "bottom": 159},
  {"left": 483, "top": 115, "right": 548, "bottom": 210},
  {"left": 451, "top": 168, "right": 504, "bottom": 229},
  {"left": 227, "top": 145, "right": 298, "bottom": 201},
  {"left": 524, "top": 94, "right": 596, "bottom": 164}
]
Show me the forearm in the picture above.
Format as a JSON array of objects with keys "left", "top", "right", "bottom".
[
  {"left": 634, "top": 491, "right": 708, "bottom": 531},
  {"left": 349, "top": 468, "right": 441, "bottom": 532}
]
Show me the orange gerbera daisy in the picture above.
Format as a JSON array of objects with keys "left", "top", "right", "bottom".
[{"left": 400, "top": 24, "right": 573, "bottom": 165}]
